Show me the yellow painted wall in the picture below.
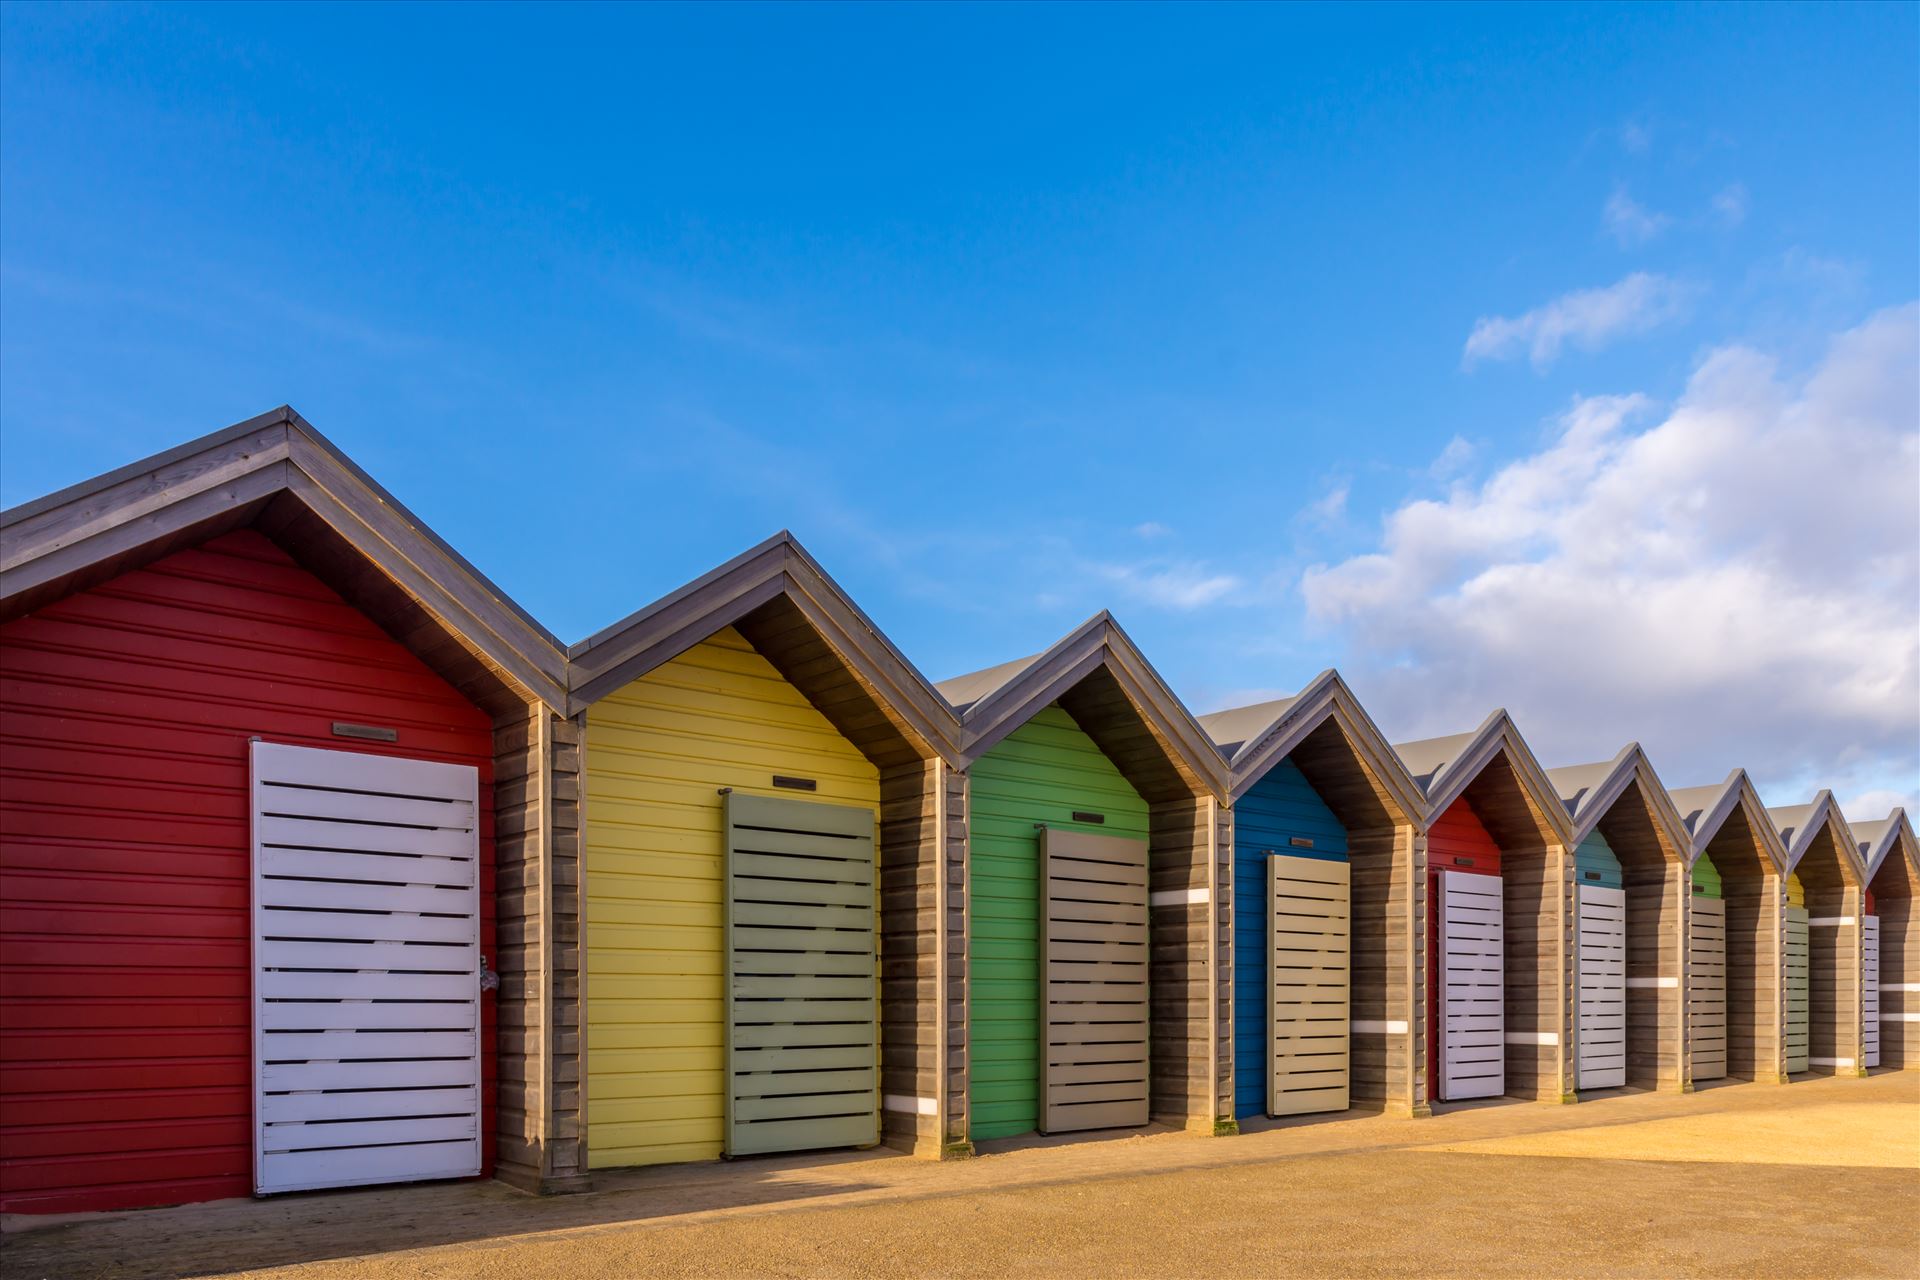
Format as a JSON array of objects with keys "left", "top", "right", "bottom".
[{"left": 584, "top": 626, "right": 881, "bottom": 1168}]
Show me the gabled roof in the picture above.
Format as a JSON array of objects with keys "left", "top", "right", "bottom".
[
  {"left": 935, "top": 612, "right": 1228, "bottom": 803},
  {"left": 1198, "top": 669, "right": 1424, "bottom": 822},
  {"left": 1852, "top": 808, "right": 1915, "bottom": 883},
  {"left": 568, "top": 531, "right": 961, "bottom": 766},
  {"left": 1667, "top": 770, "right": 1788, "bottom": 873},
  {"left": 1392, "top": 709, "right": 1575, "bottom": 844},
  {"left": 0, "top": 406, "right": 568, "bottom": 715},
  {"left": 1767, "top": 791, "right": 1867, "bottom": 883},
  {"left": 1545, "top": 743, "right": 1693, "bottom": 858}
]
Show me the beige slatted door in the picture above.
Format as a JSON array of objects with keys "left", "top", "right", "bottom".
[
  {"left": 1689, "top": 897, "right": 1728, "bottom": 1081},
  {"left": 723, "top": 791, "right": 879, "bottom": 1156},
  {"left": 1040, "top": 827, "right": 1149, "bottom": 1134},
  {"left": 250, "top": 742, "right": 482, "bottom": 1195},
  {"left": 1576, "top": 885, "right": 1628, "bottom": 1089},
  {"left": 1440, "top": 869, "right": 1504, "bottom": 1101},
  {"left": 1268, "top": 855, "right": 1350, "bottom": 1116},
  {"left": 1784, "top": 907, "right": 1810, "bottom": 1073},
  {"left": 1863, "top": 916, "right": 1880, "bottom": 1069}
]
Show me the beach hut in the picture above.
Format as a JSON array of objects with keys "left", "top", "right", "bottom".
[
  {"left": 0, "top": 409, "right": 572, "bottom": 1213},
  {"left": 1854, "top": 810, "right": 1918, "bottom": 1070},
  {"left": 937, "top": 615, "right": 1230, "bottom": 1142},
  {"left": 1770, "top": 796, "right": 1868, "bottom": 1077},
  {"left": 1394, "top": 713, "right": 1575, "bottom": 1106},
  {"left": 1669, "top": 774, "right": 1789, "bottom": 1083},
  {"left": 1199, "top": 672, "right": 1427, "bottom": 1122},
  {"left": 1545, "top": 746, "right": 1692, "bottom": 1093},
  {"left": 560, "top": 534, "right": 965, "bottom": 1171}
]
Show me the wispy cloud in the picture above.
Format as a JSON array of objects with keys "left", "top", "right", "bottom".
[
  {"left": 1604, "top": 187, "right": 1671, "bottom": 246},
  {"left": 1711, "top": 183, "right": 1750, "bottom": 228},
  {"left": 1097, "top": 559, "right": 1243, "bottom": 610},
  {"left": 1463, "top": 272, "right": 1698, "bottom": 371},
  {"left": 1133, "top": 521, "right": 1172, "bottom": 539}
]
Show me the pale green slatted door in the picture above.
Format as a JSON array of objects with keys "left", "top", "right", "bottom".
[
  {"left": 1688, "top": 897, "right": 1727, "bottom": 1081},
  {"left": 1784, "top": 906, "right": 1810, "bottom": 1074},
  {"left": 723, "top": 791, "right": 879, "bottom": 1156},
  {"left": 1040, "top": 827, "right": 1150, "bottom": 1134},
  {"left": 1268, "top": 855, "right": 1350, "bottom": 1116}
]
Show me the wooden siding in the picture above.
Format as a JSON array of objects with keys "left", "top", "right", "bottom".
[
  {"left": 967, "top": 707, "right": 1149, "bottom": 1141},
  {"left": 1585, "top": 778, "right": 1688, "bottom": 1093},
  {"left": 1882, "top": 895, "right": 1919, "bottom": 1070},
  {"left": 1151, "top": 794, "right": 1229, "bottom": 1130},
  {"left": 0, "top": 531, "right": 499, "bottom": 1214},
  {"left": 582, "top": 628, "right": 881, "bottom": 1168},
  {"left": 1795, "top": 828, "right": 1865, "bottom": 1076},
  {"left": 1232, "top": 759, "right": 1347, "bottom": 1118},
  {"left": 1706, "top": 811, "right": 1784, "bottom": 1082}
]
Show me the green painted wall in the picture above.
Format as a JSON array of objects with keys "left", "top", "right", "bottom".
[
  {"left": 968, "top": 704, "right": 1149, "bottom": 1141},
  {"left": 1692, "top": 853, "right": 1722, "bottom": 899}
]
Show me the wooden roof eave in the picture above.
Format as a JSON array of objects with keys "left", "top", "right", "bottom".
[
  {"left": 1862, "top": 810, "right": 1915, "bottom": 885},
  {"left": 1417, "top": 712, "right": 1577, "bottom": 847},
  {"left": 1712, "top": 775, "right": 1791, "bottom": 877},
  {"left": 1566, "top": 745, "right": 1694, "bottom": 865},
  {"left": 1224, "top": 671, "right": 1425, "bottom": 825},
  {"left": 951, "top": 613, "right": 1230, "bottom": 802},
  {"left": 564, "top": 532, "right": 962, "bottom": 766},
  {"left": 1780, "top": 792, "right": 1868, "bottom": 886},
  {"left": 0, "top": 407, "right": 571, "bottom": 714}
]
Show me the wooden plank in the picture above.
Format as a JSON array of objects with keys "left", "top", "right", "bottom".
[
  {"left": 1270, "top": 854, "right": 1350, "bottom": 1116},
  {"left": 1041, "top": 826, "right": 1150, "bottom": 1133}
]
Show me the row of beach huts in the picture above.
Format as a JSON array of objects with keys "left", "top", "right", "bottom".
[{"left": 0, "top": 407, "right": 1912, "bottom": 1214}]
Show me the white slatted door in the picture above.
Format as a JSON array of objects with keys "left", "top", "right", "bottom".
[
  {"left": 1268, "top": 856, "right": 1350, "bottom": 1116},
  {"left": 1040, "top": 828, "right": 1150, "bottom": 1135},
  {"left": 1576, "top": 885, "right": 1628, "bottom": 1089},
  {"left": 1440, "top": 869, "right": 1504, "bottom": 1101},
  {"left": 251, "top": 742, "right": 482, "bottom": 1195},
  {"left": 1863, "top": 916, "right": 1880, "bottom": 1069},
  {"left": 1784, "top": 907, "right": 1810, "bottom": 1073},
  {"left": 1688, "top": 897, "right": 1727, "bottom": 1081}
]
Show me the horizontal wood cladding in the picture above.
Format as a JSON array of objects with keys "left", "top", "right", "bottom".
[
  {"left": 0, "top": 530, "right": 501, "bottom": 1214},
  {"left": 878, "top": 756, "right": 964, "bottom": 1155},
  {"left": 1149, "top": 796, "right": 1227, "bottom": 1128},
  {"left": 1881, "top": 897, "right": 1919, "bottom": 1069},
  {"left": 1592, "top": 779, "right": 1688, "bottom": 1092},
  {"left": 1347, "top": 824, "right": 1419, "bottom": 1112},
  {"left": 1059, "top": 664, "right": 1202, "bottom": 807},
  {"left": 582, "top": 629, "right": 882, "bottom": 1170}
]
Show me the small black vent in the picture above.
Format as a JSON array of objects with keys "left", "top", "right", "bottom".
[
  {"left": 1452, "top": 856, "right": 1475, "bottom": 867},
  {"left": 1583, "top": 870, "right": 1604, "bottom": 882},
  {"left": 333, "top": 722, "right": 398, "bottom": 743},
  {"left": 772, "top": 775, "right": 817, "bottom": 792},
  {"left": 1071, "top": 811, "right": 1105, "bottom": 825},
  {"left": 1289, "top": 836, "right": 1315, "bottom": 849}
]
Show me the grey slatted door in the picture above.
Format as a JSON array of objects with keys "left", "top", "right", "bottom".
[
  {"left": 1440, "top": 869, "right": 1504, "bottom": 1101},
  {"left": 1863, "top": 916, "right": 1880, "bottom": 1069},
  {"left": 1269, "top": 855, "right": 1350, "bottom": 1116},
  {"left": 1576, "top": 885, "right": 1628, "bottom": 1089},
  {"left": 250, "top": 742, "right": 482, "bottom": 1195},
  {"left": 1689, "top": 897, "right": 1728, "bottom": 1081},
  {"left": 1041, "top": 827, "right": 1150, "bottom": 1134},
  {"left": 723, "top": 792, "right": 878, "bottom": 1156},
  {"left": 1784, "top": 906, "right": 1810, "bottom": 1073}
]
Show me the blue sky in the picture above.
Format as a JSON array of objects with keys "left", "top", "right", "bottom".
[{"left": 4, "top": 3, "right": 1916, "bottom": 813}]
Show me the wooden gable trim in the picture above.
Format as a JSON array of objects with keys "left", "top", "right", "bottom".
[
  {"left": 1700, "top": 775, "right": 1791, "bottom": 876},
  {"left": 0, "top": 407, "right": 568, "bottom": 713},
  {"left": 564, "top": 534, "right": 960, "bottom": 764},
  {"left": 1221, "top": 673, "right": 1424, "bottom": 824},
  {"left": 1567, "top": 747, "right": 1693, "bottom": 864},
  {"left": 1417, "top": 713, "right": 1575, "bottom": 845},
  {"left": 1865, "top": 814, "right": 1919, "bottom": 896},
  {"left": 951, "top": 613, "right": 1228, "bottom": 801},
  {"left": 1781, "top": 792, "right": 1867, "bottom": 886}
]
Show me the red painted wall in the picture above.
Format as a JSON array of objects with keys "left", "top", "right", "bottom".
[
  {"left": 1425, "top": 798, "right": 1502, "bottom": 1102},
  {"left": 0, "top": 530, "right": 497, "bottom": 1214}
]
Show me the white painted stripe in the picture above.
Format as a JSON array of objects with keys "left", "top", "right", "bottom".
[
  {"left": 1351, "top": 1020, "right": 1409, "bottom": 1035},
  {"left": 1505, "top": 1031, "right": 1559, "bottom": 1046},
  {"left": 1149, "top": 887, "right": 1210, "bottom": 907},
  {"left": 1626, "top": 977, "right": 1679, "bottom": 989},
  {"left": 1889, "top": 1012, "right": 1920, "bottom": 1022},
  {"left": 882, "top": 1095, "right": 938, "bottom": 1116},
  {"left": 1808, "top": 917, "right": 1855, "bottom": 927},
  {"left": 1808, "top": 1057, "right": 1856, "bottom": 1068},
  {"left": 1887, "top": 983, "right": 1920, "bottom": 992}
]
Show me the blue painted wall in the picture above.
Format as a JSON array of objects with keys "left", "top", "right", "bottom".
[
  {"left": 1574, "top": 831, "right": 1623, "bottom": 889},
  {"left": 1233, "top": 757, "right": 1347, "bottom": 1119}
]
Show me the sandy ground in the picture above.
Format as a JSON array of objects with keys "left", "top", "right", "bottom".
[{"left": 5, "top": 1072, "right": 1918, "bottom": 1280}]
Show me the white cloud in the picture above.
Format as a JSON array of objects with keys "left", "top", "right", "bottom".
[
  {"left": 1711, "top": 183, "right": 1750, "bottom": 228},
  {"left": 1133, "top": 521, "right": 1172, "bottom": 539},
  {"left": 1604, "top": 187, "right": 1671, "bottom": 246},
  {"left": 1098, "top": 559, "right": 1242, "bottom": 611},
  {"left": 1429, "top": 435, "right": 1476, "bottom": 481},
  {"left": 1308, "top": 303, "right": 1920, "bottom": 806},
  {"left": 1305, "top": 482, "right": 1349, "bottom": 525},
  {"left": 1620, "top": 121, "right": 1653, "bottom": 155},
  {"left": 1463, "top": 272, "right": 1698, "bottom": 370}
]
